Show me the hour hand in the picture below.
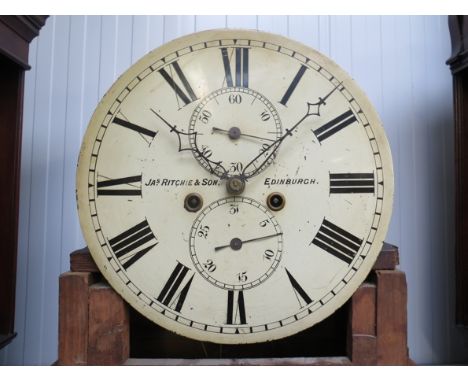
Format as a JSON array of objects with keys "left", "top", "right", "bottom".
[
  {"left": 150, "top": 108, "right": 190, "bottom": 150},
  {"left": 150, "top": 108, "right": 228, "bottom": 178}
]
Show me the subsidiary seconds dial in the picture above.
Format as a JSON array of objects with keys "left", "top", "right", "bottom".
[
  {"left": 190, "top": 196, "right": 283, "bottom": 290},
  {"left": 189, "top": 87, "right": 282, "bottom": 178}
]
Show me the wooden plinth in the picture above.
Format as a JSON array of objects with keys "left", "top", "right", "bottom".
[{"left": 57, "top": 243, "right": 411, "bottom": 365}]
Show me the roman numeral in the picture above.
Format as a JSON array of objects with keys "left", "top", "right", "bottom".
[
  {"left": 311, "top": 219, "right": 362, "bottom": 264},
  {"left": 159, "top": 61, "right": 198, "bottom": 106},
  {"left": 113, "top": 117, "right": 157, "bottom": 139},
  {"left": 330, "top": 173, "right": 375, "bottom": 194},
  {"left": 108, "top": 219, "right": 158, "bottom": 270},
  {"left": 97, "top": 175, "right": 142, "bottom": 196},
  {"left": 279, "top": 65, "right": 307, "bottom": 106},
  {"left": 156, "top": 262, "right": 194, "bottom": 312},
  {"left": 220, "top": 47, "right": 249, "bottom": 88},
  {"left": 226, "top": 290, "right": 247, "bottom": 325},
  {"left": 285, "top": 269, "right": 313, "bottom": 307},
  {"left": 313, "top": 109, "right": 357, "bottom": 142}
]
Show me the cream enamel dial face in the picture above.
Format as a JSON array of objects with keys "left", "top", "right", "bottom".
[{"left": 76, "top": 29, "right": 393, "bottom": 344}]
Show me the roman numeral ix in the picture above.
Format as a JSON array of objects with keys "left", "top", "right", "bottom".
[
  {"left": 97, "top": 174, "right": 142, "bottom": 196},
  {"left": 159, "top": 61, "right": 198, "bottom": 106},
  {"left": 313, "top": 109, "right": 357, "bottom": 142},
  {"left": 108, "top": 219, "right": 158, "bottom": 270},
  {"left": 330, "top": 173, "right": 375, "bottom": 194},
  {"left": 221, "top": 47, "right": 249, "bottom": 88},
  {"left": 311, "top": 219, "right": 363, "bottom": 264},
  {"left": 156, "top": 262, "right": 194, "bottom": 312}
]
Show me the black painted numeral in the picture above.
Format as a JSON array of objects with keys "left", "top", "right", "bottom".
[
  {"left": 279, "top": 65, "right": 307, "bottom": 106},
  {"left": 226, "top": 290, "right": 247, "bottom": 325},
  {"left": 313, "top": 109, "right": 357, "bottom": 142},
  {"left": 156, "top": 262, "right": 194, "bottom": 312},
  {"left": 330, "top": 173, "right": 375, "bottom": 194},
  {"left": 285, "top": 269, "right": 313, "bottom": 307},
  {"left": 113, "top": 117, "right": 157, "bottom": 139},
  {"left": 97, "top": 175, "right": 142, "bottom": 196},
  {"left": 220, "top": 47, "right": 249, "bottom": 88},
  {"left": 108, "top": 219, "right": 158, "bottom": 270},
  {"left": 159, "top": 61, "right": 198, "bottom": 106},
  {"left": 311, "top": 219, "right": 362, "bottom": 264}
]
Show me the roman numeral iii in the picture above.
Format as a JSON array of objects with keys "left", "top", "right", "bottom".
[
  {"left": 108, "top": 219, "right": 158, "bottom": 269},
  {"left": 97, "top": 175, "right": 142, "bottom": 196},
  {"left": 220, "top": 47, "right": 249, "bottom": 88},
  {"left": 311, "top": 219, "right": 362, "bottom": 264},
  {"left": 329, "top": 173, "right": 375, "bottom": 194},
  {"left": 156, "top": 262, "right": 194, "bottom": 312},
  {"left": 313, "top": 109, "right": 357, "bottom": 142},
  {"left": 159, "top": 61, "right": 198, "bottom": 106}
]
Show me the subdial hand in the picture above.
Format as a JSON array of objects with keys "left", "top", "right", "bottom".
[
  {"left": 214, "top": 232, "right": 283, "bottom": 252},
  {"left": 212, "top": 127, "right": 275, "bottom": 143}
]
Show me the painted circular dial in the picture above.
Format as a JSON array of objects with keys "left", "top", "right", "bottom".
[
  {"left": 190, "top": 196, "right": 283, "bottom": 290},
  {"left": 76, "top": 29, "right": 394, "bottom": 344},
  {"left": 189, "top": 87, "right": 282, "bottom": 178}
]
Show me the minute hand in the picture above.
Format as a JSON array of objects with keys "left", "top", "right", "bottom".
[{"left": 240, "top": 82, "right": 342, "bottom": 181}]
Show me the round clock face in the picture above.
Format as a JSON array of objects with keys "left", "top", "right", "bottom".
[{"left": 76, "top": 29, "right": 393, "bottom": 344}]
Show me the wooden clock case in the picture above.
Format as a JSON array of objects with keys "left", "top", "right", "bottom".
[
  {"left": 0, "top": 15, "right": 47, "bottom": 349},
  {"left": 57, "top": 244, "right": 411, "bottom": 365}
]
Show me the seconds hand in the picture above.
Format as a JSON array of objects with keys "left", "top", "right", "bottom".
[{"left": 212, "top": 127, "right": 275, "bottom": 142}]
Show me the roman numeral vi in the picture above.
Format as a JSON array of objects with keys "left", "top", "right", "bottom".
[{"left": 226, "top": 290, "right": 247, "bottom": 325}]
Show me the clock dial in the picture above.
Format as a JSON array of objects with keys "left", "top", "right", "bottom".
[{"left": 76, "top": 29, "right": 393, "bottom": 344}]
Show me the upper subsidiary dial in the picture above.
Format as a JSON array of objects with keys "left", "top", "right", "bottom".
[{"left": 189, "top": 87, "right": 282, "bottom": 178}]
